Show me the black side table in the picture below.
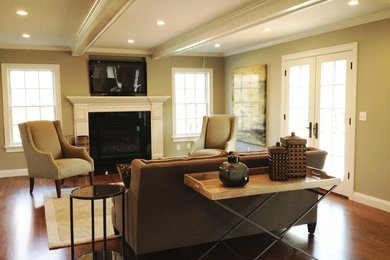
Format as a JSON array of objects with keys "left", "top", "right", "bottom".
[{"left": 70, "top": 184, "right": 126, "bottom": 260}]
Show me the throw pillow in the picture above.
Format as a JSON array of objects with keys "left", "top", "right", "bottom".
[{"left": 116, "top": 163, "right": 131, "bottom": 189}]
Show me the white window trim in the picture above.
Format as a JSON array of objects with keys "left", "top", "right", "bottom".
[
  {"left": 1, "top": 63, "right": 62, "bottom": 152},
  {"left": 171, "top": 67, "right": 213, "bottom": 142}
]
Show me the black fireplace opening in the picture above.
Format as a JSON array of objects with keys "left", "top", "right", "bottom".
[{"left": 89, "top": 111, "right": 151, "bottom": 174}]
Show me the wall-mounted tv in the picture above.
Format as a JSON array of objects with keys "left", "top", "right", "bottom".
[{"left": 89, "top": 60, "right": 147, "bottom": 96}]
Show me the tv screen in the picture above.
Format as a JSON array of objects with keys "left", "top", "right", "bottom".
[{"left": 89, "top": 60, "right": 147, "bottom": 96}]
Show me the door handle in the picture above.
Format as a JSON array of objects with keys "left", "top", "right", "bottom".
[
  {"left": 313, "top": 122, "right": 319, "bottom": 139},
  {"left": 306, "top": 122, "right": 312, "bottom": 138}
]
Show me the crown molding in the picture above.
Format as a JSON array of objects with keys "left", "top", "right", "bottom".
[
  {"left": 70, "top": 0, "right": 135, "bottom": 56},
  {"left": 0, "top": 44, "right": 70, "bottom": 52},
  {"left": 152, "top": 0, "right": 332, "bottom": 59},
  {"left": 175, "top": 52, "right": 225, "bottom": 57},
  {"left": 224, "top": 8, "right": 390, "bottom": 57},
  {"left": 87, "top": 47, "right": 152, "bottom": 56}
]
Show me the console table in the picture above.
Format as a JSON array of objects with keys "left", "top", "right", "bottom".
[
  {"left": 70, "top": 184, "right": 126, "bottom": 260},
  {"left": 184, "top": 167, "right": 340, "bottom": 260}
]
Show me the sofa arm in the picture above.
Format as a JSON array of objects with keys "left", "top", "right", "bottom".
[{"left": 306, "top": 147, "right": 328, "bottom": 169}]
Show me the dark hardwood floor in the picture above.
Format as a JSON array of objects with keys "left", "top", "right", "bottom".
[{"left": 0, "top": 174, "right": 389, "bottom": 260}]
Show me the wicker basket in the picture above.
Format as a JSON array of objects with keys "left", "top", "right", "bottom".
[
  {"left": 280, "top": 132, "right": 307, "bottom": 178},
  {"left": 268, "top": 142, "right": 289, "bottom": 181}
]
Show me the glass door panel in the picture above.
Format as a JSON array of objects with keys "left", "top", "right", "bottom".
[
  {"left": 285, "top": 58, "right": 315, "bottom": 144},
  {"left": 318, "top": 60, "right": 346, "bottom": 181}
]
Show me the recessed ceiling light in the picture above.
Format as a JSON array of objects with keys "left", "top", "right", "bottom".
[
  {"left": 264, "top": 27, "right": 272, "bottom": 32},
  {"left": 348, "top": 0, "right": 359, "bottom": 6},
  {"left": 214, "top": 43, "right": 221, "bottom": 48},
  {"left": 156, "top": 20, "right": 165, "bottom": 26},
  {"left": 22, "top": 33, "right": 30, "bottom": 38},
  {"left": 16, "top": 10, "right": 28, "bottom": 16},
  {"left": 128, "top": 39, "right": 134, "bottom": 44}
]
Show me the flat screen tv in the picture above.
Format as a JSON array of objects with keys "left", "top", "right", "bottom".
[{"left": 89, "top": 60, "right": 147, "bottom": 96}]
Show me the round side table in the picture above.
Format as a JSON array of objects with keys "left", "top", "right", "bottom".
[{"left": 70, "top": 184, "right": 126, "bottom": 260}]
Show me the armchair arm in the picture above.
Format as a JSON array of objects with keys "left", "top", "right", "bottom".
[
  {"left": 225, "top": 140, "right": 237, "bottom": 152},
  {"left": 188, "top": 116, "right": 208, "bottom": 156},
  {"left": 53, "top": 121, "right": 94, "bottom": 166},
  {"left": 188, "top": 137, "right": 205, "bottom": 156},
  {"left": 63, "top": 144, "right": 93, "bottom": 164},
  {"left": 224, "top": 116, "right": 238, "bottom": 152}
]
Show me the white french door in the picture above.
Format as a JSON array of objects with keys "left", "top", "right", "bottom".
[{"left": 282, "top": 44, "right": 357, "bottom": 198}]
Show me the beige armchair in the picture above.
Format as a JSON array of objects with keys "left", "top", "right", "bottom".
[
  {"left": 188, "top": 115, "right": 238, "bottom": 157},
  {"left": 18, "top": 120, "right": 94, "bottom": 198}
]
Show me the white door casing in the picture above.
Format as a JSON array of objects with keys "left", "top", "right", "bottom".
[{"left": 281, "top": 43, "right": 357, "bottom": 198}]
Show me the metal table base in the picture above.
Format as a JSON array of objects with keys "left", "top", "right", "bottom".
[
  {"left": 199, "top": 185, "right": 338, "bottom": 260},
  {"left": 70, "top": 184, "right": 126, "bottom": 260}
]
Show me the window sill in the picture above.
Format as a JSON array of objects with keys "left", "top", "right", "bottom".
[
  {"left": 172, "top": 136, "right": 199, "bottom": 143},
  {"left": 4, "top": 145, "right": 23, "bottom": 153}
]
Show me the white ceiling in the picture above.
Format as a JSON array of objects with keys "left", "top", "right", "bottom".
[{"left": 1, "top": 0, "right": 390, "bottom": 58}]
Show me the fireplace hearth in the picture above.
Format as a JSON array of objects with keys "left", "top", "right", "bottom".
[{"left": 89, "top": 112, "right": 151, "bottom": 174}]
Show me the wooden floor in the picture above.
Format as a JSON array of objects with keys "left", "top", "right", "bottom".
[{"left": 0, "top": 174, "right": 389, "bottom": 260}]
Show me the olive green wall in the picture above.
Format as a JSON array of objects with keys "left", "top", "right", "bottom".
[
  {"left": 0, "top": 50, "right": 225, "bottom": 170},
  {"left": 0, "top": 49, "right": 90, "bottom": 170},
  {"left": 147, "top": 56, "right": 225, "bottom": 157},
  {"left": 224, "top": 18, "right": 390, "bottom": 201},
  {"left": 1, "top": 19, "right": 389, "bottom": 202}
]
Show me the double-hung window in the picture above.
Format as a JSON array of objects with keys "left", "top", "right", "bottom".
[
  {"left": 172, "top": 68, "right": 213, "bottom": 141},
  {"left": 1, "top": 64, "right": 62, "bottom": 152}
]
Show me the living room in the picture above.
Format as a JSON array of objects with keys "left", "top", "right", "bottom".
[{"left": 0, "top": 0, "right": 389, "bottom": 259}]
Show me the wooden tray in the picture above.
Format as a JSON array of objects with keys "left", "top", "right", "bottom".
[{"left": 184, "top": 166, "right": 340, "bottom": 200}]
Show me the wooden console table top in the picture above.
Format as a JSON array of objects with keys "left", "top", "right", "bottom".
[{"left": 184, "top": 167, "right": 340, "bottom": 200}]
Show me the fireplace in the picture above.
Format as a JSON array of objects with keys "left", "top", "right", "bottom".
[
  {"left": 89, "top": 112, "right": 151, "bottom": 174},
  {"left": 66, "top": 96, "right": 170, "bottom": 171}
]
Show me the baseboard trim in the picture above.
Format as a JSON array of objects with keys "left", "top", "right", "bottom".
[
  {"left": 353, "top": 192, "right": 390, "bottom": 213},
  {"left": 0, "top": 168, "right": 28, "bottom": 178}
]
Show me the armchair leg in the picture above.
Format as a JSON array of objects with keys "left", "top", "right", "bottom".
[
  {"left": 29, "top": 178, "right": 34, "bottom": 194},
  {"left": 88, "top": 171, "right": 94, "bottom": 185},
  {"left": 55, "top": 180, "right": 61, "bottom": 198}
]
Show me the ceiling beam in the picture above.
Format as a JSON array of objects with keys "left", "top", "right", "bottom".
[
  {"left": 151, "top": 0, "right": 332, "bottom": 59},
  {"left": 70, "top": 0, "right": 135, "bottom": 56}
]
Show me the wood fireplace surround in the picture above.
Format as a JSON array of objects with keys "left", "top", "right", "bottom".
[{"left": 66, "top": 96, "right": 170, "bottom": 164}]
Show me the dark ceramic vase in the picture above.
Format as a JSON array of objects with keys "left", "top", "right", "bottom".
[{"left": 219, "top": 154, "right": 249, "bottom": 187}]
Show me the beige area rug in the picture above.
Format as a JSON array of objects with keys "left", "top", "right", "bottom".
[{"left": 44, "top": 188, "right": 117, "bottom": 249}]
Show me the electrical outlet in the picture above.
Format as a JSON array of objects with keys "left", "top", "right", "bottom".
[{"left": 176, "top": 144, "right": 181, "bottom": 150}]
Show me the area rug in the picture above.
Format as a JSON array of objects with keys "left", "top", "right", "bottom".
[{"left": 44, "top": 188, "right": 117, "bottom": 249}]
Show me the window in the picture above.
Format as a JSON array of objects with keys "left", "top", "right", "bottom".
[
  {"left": 171, "top": 68, "right": 213, "bottom": 141},
  {"left": 1, "top": 64, "right": 62, "bottom": 152}
]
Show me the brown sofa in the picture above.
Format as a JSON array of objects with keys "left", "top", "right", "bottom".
[{"left": 111, "top": 148, "right": 327, "bottom": 255}]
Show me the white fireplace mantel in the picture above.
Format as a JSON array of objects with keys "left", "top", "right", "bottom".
[{"left": 66, "top": 96, "right": 170, "bottom": 159}]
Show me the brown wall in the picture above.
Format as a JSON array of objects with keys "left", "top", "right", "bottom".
[
  {"left": 0, "top": 50, "right": 225, "bottom": 170},
  {"left": 224, "top": 18, "right": 390, "bottom": 201}
]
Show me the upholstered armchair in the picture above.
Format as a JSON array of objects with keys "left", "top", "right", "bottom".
[
  {"left": 188, "top": 115, "right": 238, "bottom": 157},
  {"left": 18, "top": 120, "right": 94, "bottom": 198}
]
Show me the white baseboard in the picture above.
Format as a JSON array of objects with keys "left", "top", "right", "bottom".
[
  {"left": 353, "top": 192, "right": 390, "bottom": 213},
  {"left": 0, "top": 168, "right": 28, "bottom": 178}
]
